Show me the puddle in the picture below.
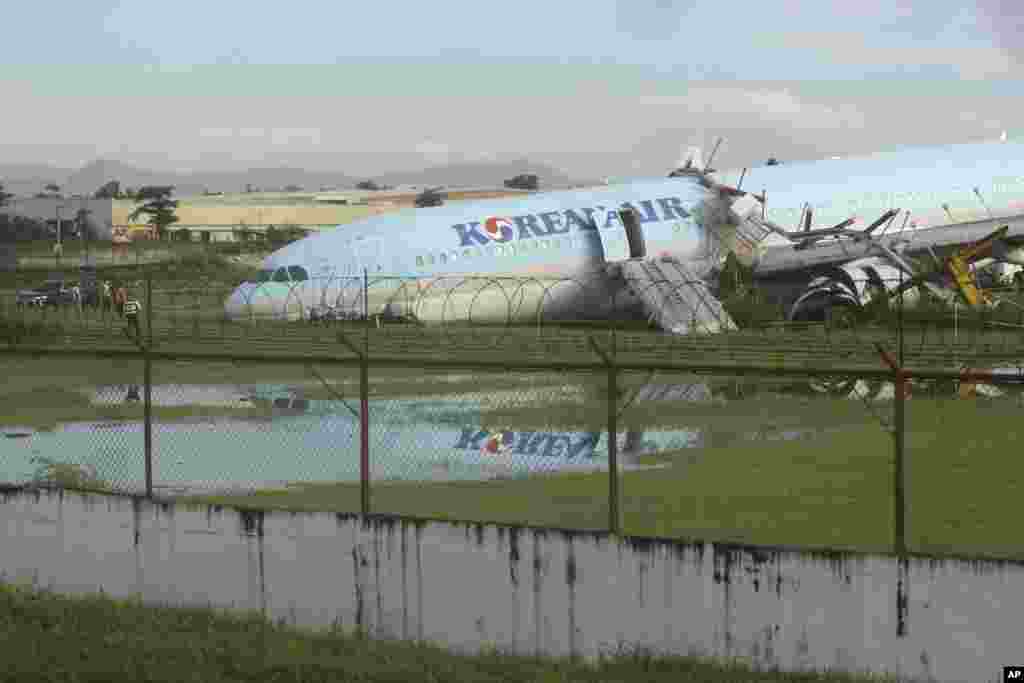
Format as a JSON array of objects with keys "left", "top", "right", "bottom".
[
  {"left": 0, "top": 489, "right": 1017, "bottom": 682},
  {"left": 4, "top": 370, "right": 1021, "bottom": 494},
  {"left": 0, "top": 378, "right": 840, "bottom": 494}
]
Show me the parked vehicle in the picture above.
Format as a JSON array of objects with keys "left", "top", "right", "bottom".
[{"left": 15, "top": 280, "right": 76, "bottom": 308}]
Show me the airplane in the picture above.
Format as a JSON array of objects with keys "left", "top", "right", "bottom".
[
  {"left": 224, "top": 134, "right": 1024, "bottom": 332},
  {"left": 713, "top": 133, "right": 1024, "bottom": 320},
  {"left": 222, "top": 145, "right": 771, "bottom": 335}
]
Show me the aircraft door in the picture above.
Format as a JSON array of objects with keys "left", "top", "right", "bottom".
[
  {"left": 619, "top": 208, "right": 646, "bottom": 259},
  {"left": 595, "top": 206, "right": 644, "bottom": 262}
]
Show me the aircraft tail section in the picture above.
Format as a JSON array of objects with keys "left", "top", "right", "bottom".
[{"left": 616, "top": 257, "right": 737, "bottom": 335}]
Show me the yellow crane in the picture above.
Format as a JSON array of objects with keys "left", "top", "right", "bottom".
[{"left": 943, "top": 225, "right": 1008, "bottom": 308}]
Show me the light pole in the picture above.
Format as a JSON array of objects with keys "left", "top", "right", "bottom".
[{"left": 54, "top": 202, "right": 66, "bottom": 266}]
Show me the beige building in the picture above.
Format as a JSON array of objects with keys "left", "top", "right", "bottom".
[{"left": 109, "top": 187, "right": 535, "bottom": 243}]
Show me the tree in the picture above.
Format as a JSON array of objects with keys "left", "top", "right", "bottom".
[
  {"left": 356, "top": 180, "right": 382, "bottom": 191},
  {"left": 0, "top": 182, "right": 12, "bottom": 208},
  {"left": 414, "top": 187, "right": 445, "bottom": 208},
  {"left": 75, "top": 207, "right": 94, "bottom": 241},
  {"left": 265, "top": 224, "right": 282, "bottom": 247},
  {"left": 44, "top": 183, "right": 62, "bottom": 197},
  {"left": 283, "top": 184, "right": 303, "bottom": 193},
  {"left": 93, "top": 180, "right": 121, "bottom": 199},
  {"left": 128, "top": 186, "right": 179, "bottom": 240},
  {"left": 0, "top": 214, "right": 50, "bottom": 242},
  {"left": 504, "top": 174, "right": 539, "bottom": 191}
]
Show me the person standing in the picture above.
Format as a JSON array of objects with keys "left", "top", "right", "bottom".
[
  {"left": 102, "top": 280, "right": 112, "bottom": 313},
  {"left": 123, "top": 295, "right": 142, "bottom": 340},
  {"left": 113, "top": 283, "right": 128, "bottom": 317}
]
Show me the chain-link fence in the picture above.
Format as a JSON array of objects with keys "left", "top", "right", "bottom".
[
  {"left": 5, "top": 265, "right": 1024, "bottom": 558},
  {"left": 4, "top": 342, "right": 1024, "bottom": 559}
]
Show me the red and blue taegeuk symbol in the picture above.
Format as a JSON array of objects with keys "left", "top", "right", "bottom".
[{"left": 483, "top": 216, "right": 514, "bottom": 243}]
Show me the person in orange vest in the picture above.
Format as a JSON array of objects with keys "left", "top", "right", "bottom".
[{"left": 112, "top": 283, "right": 128, "bottom": 317}]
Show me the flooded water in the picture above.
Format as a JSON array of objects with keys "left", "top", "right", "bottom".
[
  {"left": 0, "top": 377, "right": 840, "bottom": 495},
  {"left": 0, "top": 489, "right": 1015, "bottom": 682}
]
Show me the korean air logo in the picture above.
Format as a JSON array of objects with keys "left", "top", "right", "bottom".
[
  {"left": 482, "top": 431, "right": 512, "bottom": 457},
  {"left": 483, "top": 216, "right": 514, "bottom": 243}
]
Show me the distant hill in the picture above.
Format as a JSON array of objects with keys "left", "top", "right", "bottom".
[
  {"left": 1, "top": 158, "right": 588, "bottom": 198},
  {"left": 62, "top": 160, "right": 360, "bottom": 197}
]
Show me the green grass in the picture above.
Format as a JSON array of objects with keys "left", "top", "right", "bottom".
[
  {"left": 0, "top": 384, "right": 271, "bottom": 430},
  {"left": 0, "top": 356, "right": 580, "bottom": 420},
  {"left": 193, "top": 397, "right": 1024, "bottom": 561},
  {"left": 0, "top": 581, "right": 902, "bottom": 682}
]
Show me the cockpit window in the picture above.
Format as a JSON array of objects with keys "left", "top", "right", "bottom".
[
  {"left": 287, "top": 265, "right": 309, "bottom": 282},
  {"left": 272, "top": 267, "right": 290, "bottom": 283}
]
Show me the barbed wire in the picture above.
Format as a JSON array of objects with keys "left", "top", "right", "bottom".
[{"left": 5, "top": 269, "right": 1024, "bottom": 375}]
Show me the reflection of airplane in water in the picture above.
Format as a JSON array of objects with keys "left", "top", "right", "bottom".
[
  {"left": 239, "top": 367, "right": 1024, "bottom": 481},
  {"left": 225, "top": 135, "right": 1024, "bottom": 331}
]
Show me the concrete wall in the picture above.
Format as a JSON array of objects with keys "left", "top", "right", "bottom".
[{"left": 1, "top": 489, "right": 1020, "bottom": 682}]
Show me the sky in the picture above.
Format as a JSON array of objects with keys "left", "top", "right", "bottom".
[{"left": 1, "top": 0, "right": 1022, "bottom": 179}]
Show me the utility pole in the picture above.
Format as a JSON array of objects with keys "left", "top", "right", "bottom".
[{"left": 54, "top": 203, "right": 64, "bottom": 266}]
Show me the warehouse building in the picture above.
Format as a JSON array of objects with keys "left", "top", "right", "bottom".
[{"left": 0, "top": 196, "right": 115, "bottom": 240}]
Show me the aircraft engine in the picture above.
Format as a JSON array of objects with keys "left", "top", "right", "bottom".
[
  {"left": 788, "top": 257, "right": 920, "bottom": 323},
  {"left": 993, "top": 243, "right": 1024, "bottom": 266}
]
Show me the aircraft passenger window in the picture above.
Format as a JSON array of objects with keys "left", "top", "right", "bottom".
[
  {"left": 287, "top": 266, "right": 309, "bottom": 281},
  {"left": 272, "top": 267, "right": 290, "bottom": 282},
  {"left": 440, "top": 252, "right": 447, "bottom": 264},
  {"left": 416, "top": 255, "right": 424, "bottom": 267},
  {"left": 255, "top": 269, "right": 273, "bottom": 282},
  {"left": 463, "top": 248, "right": 473, "bottom": 259}
]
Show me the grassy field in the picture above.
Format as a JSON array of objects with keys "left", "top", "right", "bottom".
[
  {"left": 187, "top": 397, "right": 1024, "bottom": 561},
  {"left": 0, "top": 581, "right": 902, "bottom": 682},
  {"left": 9, "top": 303, "right": 1024, "bottom": 377},
  {"left": 0, "top": 355, "right": 590, "bottom": 428}
]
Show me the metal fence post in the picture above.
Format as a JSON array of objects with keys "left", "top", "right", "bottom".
[
  {"left": 893, "top": 365, "right": 905, "bottom": 555},
  {"left": 360, "top": 354, "right": 370, "bottom": 516},
  {"left": 144, "top": 270, "right": 153, "bottom": 499},
  {"left": 588, "top": 335, "right": 619, "bottom": 535},
  {"left": 607, "top": 363, "right": 620, "bottom": 535},
  {"left": 362, "top": 268, "right": 370, "bottom": 516},
  {"left": 877, "top": 343, "right": 905, "bottom": 555},
  {"left": 337, "top": 329, "right": 370, "bottom": 517}
]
